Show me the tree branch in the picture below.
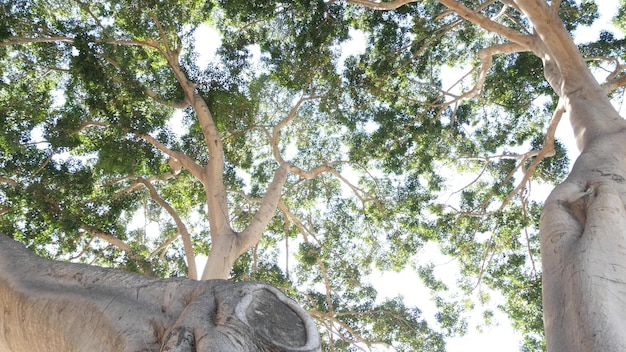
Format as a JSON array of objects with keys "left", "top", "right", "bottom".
[
  {"left": 144, "top": 87, "right": 189, "bottom": 109},
  {"left": 269, "top": 94, "right": 321, "bottom": 164},
  {"left": 346, "top": 0, "right": 417, "bottom": 10},
  {"left": 238, "top": 163, "right": 290, "bottom": 254},
  {"left": 71, "top": 0, "right": 112, "bottom": 37},
  {"left": 512, "top": 0, "right": 602, "bottom": 97},
  {"left": 136, "top": 177, "right": 198, "bottom": 280},
  {"left": 278, "top": 201, "right": 320, "bottom": 243},
  {"left": 449, "top": 42, "right": 527, "bottom": 104},
  {"left": 136, "top": 133, "right": 205, "bottom": 180},
  {"left": 0, "top": 176, "right": 19, "bottom": 188},
  {"left": 288, "top": 162, "right": 341, "bottom": 180},
  {"left": 436, "top": 0, "right": 533, "bottom": 48},
  {"left": 158, "top": 44, "right": 232, "bottom": 237},
  {"left": 497, "top": 98, "right": 565, "bottom": 210},
  {"left": 453, "top": 99, "right": 566, "bottom": 217},
  {"left": 79, "top": 225, "right": 145, "bottom": 265},
  {"left": 147, "top": 233, "right": 179, "bottom": 260},
  {"left": 1, "top": 36, "right": 74, "bottom": 46}
]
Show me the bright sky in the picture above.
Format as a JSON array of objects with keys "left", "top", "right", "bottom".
[{"left": 187, "top": 2, "right": 623, "bottom": 351}]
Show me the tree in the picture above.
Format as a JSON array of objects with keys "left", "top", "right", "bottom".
[
  {"left": 0, "top": 234, "right": 321, "bottom": 352},
  {"left": 2, "top": 0, "right": 626, "bottom": 351}
]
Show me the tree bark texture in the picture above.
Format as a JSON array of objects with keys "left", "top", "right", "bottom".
[
  {"left": 0, "top": 234, "right": 320, "bottom": 352},
  {"left": 541, "top": 140, "right": 626, "bottom": 351},
  {"left": 511, "top": 1, "right": 626, "bottom": 351}
]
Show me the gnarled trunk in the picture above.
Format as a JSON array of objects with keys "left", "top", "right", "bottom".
[{"left": 0, "top": 234, "right": 321, "bottom": 352}]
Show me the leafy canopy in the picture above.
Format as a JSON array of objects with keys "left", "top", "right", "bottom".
[{"left": 1, "top": 0, "right": 624, "bottom": 350}]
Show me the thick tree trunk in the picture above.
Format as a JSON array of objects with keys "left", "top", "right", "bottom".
[
  {"left": 0, "top": 234, "right": 320, "bottom": 352},
  {"left": 539, "top": 57, "right": 626, "bottom": 352},
  {"left": 541, "top": 133, "right": 626, "bottom": 351},
  {"left": 510, "top": 1, "right": 626, "bottom": 351},
  {"left": 201, "top": 163, "right": 289, "bottom": 280}
]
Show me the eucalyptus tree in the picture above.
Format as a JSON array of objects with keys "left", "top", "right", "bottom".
[{"left": 2, "top": 0, "right": 626, "bottom": 351}]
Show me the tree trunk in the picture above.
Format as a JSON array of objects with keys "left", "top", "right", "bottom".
[
  {"left": 0, "top": 234, "right": 320, "bottom": 352},
  {"left": 541, "top": 135, "right": 626, "bottom": 352},
  {"left": 201, "top": 163, "right": 290, "bottom": 280},
  {"left": 511, "top": 1, "right": 626, "bottom": 350},
  {"left": 539, "top": 65, "right": 626, "bottom": 352}
]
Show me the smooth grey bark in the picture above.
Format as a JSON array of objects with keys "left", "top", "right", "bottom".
[
  {"left": 0, "top": 234, "right": 321, "bottom": 352},
  {"left": 512, "top": 1, "right": 626, "bottom": 351},
  {"left": 413, "top": 0, "right": 626, "bottom": 349}
]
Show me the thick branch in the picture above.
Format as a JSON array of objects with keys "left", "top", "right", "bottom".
[
  {"left": 197, "top": 102, "right": 232, "bottom": 236},
  {"left": 346, "top": 0, "right": 417, "bottom": 10},
  {"left": 0, "top": 234, "right": 321, "bottom": 351},
  {"left": 162, "top": 55, "right": 232, "bottom": 237},
  {"left": 137, "top": 133, "right": 205, "bottom": 180},
  {"left": 513, "top": 0, "right": 626, "bottom": 151},
  {"left": 136, "top": 177, "right": 198, "bottom": 280},
  {"left": 513, "top": 0, "right": 586, "bottom": 80},
  {"left": 238, "top": 163, "right": 290, "bottom": 253}
]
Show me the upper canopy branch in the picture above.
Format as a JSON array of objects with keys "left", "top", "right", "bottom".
[
  {"left": 1, "top": 36, "right": 74, "bottom": 46},
  {"left": 269, "top": 94, "right": 321, "bottom": 165},
  {"left": 591, "top": 56, "right": 626, "bottom": 93},
  {"left": 71, "top": 0, "right": 112, "bottom": 37},
  {"left": 347, "top": 0, "right": 533, "bottom": 54},
  {"left": 1, "top": 34, "right": 161, "bottom": 51},
  {"left": 454, "top": 99, "right": 565, "bottom": 217},
  {"left": 447, "top": 42, "right": 528, "bottom": 106},
  {"left": 436, "top": 0, "right": 533, "bottom": 49},
  {"left": 606, "top": 74, "right": 626, "bottom": 93},
  {"left": 137, "top": 133, "right": 205, "bottom": 182},
  {"left": 0, "top": 176, "right": 19, "bottom": 188}
]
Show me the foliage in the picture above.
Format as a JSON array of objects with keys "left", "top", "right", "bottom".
[{"left": 1, "top": 0, "right": 625, "bottom": 350}]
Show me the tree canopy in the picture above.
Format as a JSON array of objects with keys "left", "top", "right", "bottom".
[{"left": 3, "top": 0, "right": 626, "bottom": 350}]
